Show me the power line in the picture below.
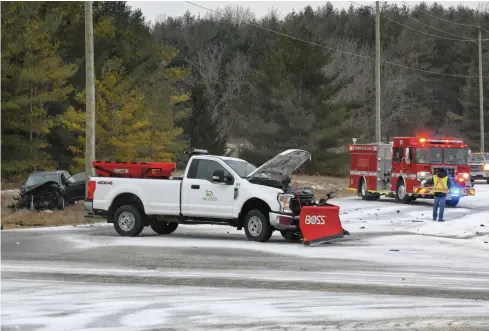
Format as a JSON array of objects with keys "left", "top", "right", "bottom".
[
  {"left": 185, "top": 1, "right": 487, "bottom": 78},
  {"left": 400, "top": 0, "right": 489, "bottom": 35},
  {"left": 350, "top": 1, "right": 489, "bottom": 43}
]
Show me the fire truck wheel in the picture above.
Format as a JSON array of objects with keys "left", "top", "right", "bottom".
[
  {"left": 151, "top": 221, "right": 179, "bottom": 235},
  {"left": 280, "top": 230, "right": 301, "bottom": 241},
  {"left": 359, "top": 178, "right": 379, "bottom": 200},
  {"left": 244, "top": 209, "right": 273, "bottom": 242},
  {"left": 113, "top": 205, "right": 145, "bottom": 237},
  {"left": 395, "top": 180, "right": 412, "bottom": 204}
]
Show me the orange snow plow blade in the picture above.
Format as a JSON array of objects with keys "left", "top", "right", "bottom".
[{"left": 299, "top": 204, "right": 346, "bottom": 246}]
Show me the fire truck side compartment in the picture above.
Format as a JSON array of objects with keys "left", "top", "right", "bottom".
[{"left": 376, "top": 144, "right": 393, "bottom": 191}]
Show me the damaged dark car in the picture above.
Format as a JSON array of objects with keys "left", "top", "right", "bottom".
[{"left": 11, "top": 170, "right": 86, "bottom": 211}]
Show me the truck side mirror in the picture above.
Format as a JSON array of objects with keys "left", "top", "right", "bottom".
[{"left": 212, "top": 170, "right": 225, "bottom": 183}]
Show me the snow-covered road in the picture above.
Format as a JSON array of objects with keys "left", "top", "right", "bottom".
[{"left": 2, "top": 182, "right": 489, "bottom": 330}]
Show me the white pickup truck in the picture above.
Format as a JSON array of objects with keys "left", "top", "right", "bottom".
[{"left": 85, "top": 149, "right": 316, "bottom": 242}]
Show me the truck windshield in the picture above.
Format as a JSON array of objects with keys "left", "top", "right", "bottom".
[
  {"left": 443, "top": 148, "right": 469, "bottom": 165},
  {"left": 415, "top": 148, "right": 442, "bottom": 164},
  {"left": 224, "top": 160, "right": 257, "bottom": 178},
  {"left": 470, "top": 153, "right": 489, "bottom": 163},
  {"left": 415, "top": 147, "right": 468, "bottom": 164}
]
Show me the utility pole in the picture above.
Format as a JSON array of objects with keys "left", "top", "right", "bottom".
[
  {"left": 85, "top": 1, "right": 96, "bottom": 196},
  {"left": 375, "top": 1, "right": 381, "bottom": 143},
  {"left": 479, "top": 27, "right": 485, "bottom": 153}
]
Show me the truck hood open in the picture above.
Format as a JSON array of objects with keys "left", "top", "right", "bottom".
[{"left": 246, "top": 149, "right": 311, "bottom": 182}]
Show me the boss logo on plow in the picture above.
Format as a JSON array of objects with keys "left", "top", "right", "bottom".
[
  {"left": 114, "top": 168, "right": 129, "bottom": 174},
  {"left": 304, "top": 215, "right": 326, "bottom": 225}
]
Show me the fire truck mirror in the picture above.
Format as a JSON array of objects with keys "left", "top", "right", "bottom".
[{"left": 405, "top": 147, "right": 412, "bottom": 164}]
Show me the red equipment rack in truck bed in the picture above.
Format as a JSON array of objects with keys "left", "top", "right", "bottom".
[{"left": 92, "top": 161, "right": 176, "bottom": 179}]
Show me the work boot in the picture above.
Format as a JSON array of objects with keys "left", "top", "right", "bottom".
[{"left": 438, "top": 219, "right": 445, "bottom": 222}]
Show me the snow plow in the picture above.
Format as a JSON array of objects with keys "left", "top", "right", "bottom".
[{"left": 298, "top": 191, "right": 348, "bottom": 246}]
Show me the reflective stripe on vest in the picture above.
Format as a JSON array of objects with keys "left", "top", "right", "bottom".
[{"left": 433, "top": 175, "right": 449, "bottom": 193}]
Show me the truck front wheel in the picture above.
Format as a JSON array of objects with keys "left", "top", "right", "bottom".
[
  {"left": 113, "top": 205, "right": 145, "bottom": 237},
  {"left": 244, "top": 210, "right": 273, "bottom": 242},
  {"left": 151, "top": 221, "right": 178, "bottom": 235}
]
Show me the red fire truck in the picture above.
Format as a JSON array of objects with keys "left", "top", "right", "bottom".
[{"left": 348, "top": 136, "right": 475, "bottom": 207}]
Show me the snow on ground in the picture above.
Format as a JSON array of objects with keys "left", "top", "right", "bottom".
[
  {"left": 2, "top": 183, "right": 488, "bottom": 330},
  {"left": 2, "top": 279, "right": 489, "bottom": 331}
]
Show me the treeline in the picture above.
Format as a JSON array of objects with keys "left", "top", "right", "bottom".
[{"left": 2, "top": 1, "right": 489, "bottom": 180}]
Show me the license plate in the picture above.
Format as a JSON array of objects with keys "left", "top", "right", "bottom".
[{"left": 446, "top": 193, "right": 452, "bottom": 200}]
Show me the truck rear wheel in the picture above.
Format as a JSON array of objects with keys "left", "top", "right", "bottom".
[
  {"left": 113, "top": 205, "right": 145, "bottom": 237},
  {"left": 244, "top": 210, "right": 273, "bottom": 242},
  {"left": 151, "top": 221, "right": 178, "bottom": 235},
  {"left": 359, "top": 178, "right": 379, "bottom": 201}
]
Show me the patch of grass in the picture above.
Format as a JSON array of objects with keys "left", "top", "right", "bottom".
[
  {"left": 1, "top": 191, "right": 89, "bottom": 230},
  {"left": 1, "top": 182, "right": 21, "bottom": 190}
]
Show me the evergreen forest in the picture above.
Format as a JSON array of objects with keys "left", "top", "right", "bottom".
[{"left": 2, "top": 1, "right": 489, "bottom": 180}]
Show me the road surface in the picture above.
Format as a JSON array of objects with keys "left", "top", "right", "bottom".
[{"left": 2, "top": 182, "right": 489, "bottom": 331}]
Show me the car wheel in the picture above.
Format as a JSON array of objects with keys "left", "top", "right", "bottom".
[
  {"left": 151, "top": 221, "right": 178, "bottom": 235},
  {"left": 446, "top": 196, "right": 460, "bottom": 207},
  {"left": 244, "top": 209, "right": 273, "bottom": 242},
  {"left": 113, "top": 205, "right": 145, "bottom": 237},
  {"left": 56, "top": 195, "right": 65, "bottom": 210}
]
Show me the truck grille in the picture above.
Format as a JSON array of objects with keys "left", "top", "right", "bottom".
[
  {"left": 289, "top": 198, "right": 311, "bottom": 215},
  {"left": 470, "top": 165, "right": 483, "bottom": 172}
]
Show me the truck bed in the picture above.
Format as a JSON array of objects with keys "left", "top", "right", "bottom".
[{"left": 92, "top": 177, "right": 182, "bottom": 216}]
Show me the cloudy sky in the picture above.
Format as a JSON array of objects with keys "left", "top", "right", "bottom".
[{"left": 126, "top": 1, "right": 486, "bottom": 25}]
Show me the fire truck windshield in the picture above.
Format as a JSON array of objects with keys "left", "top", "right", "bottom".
[
  {"left": 415, "top": 147, "right": 468, "bottom": 165},
  {"left": 443, "top": 148, "right": 469, "bottom": 164}
]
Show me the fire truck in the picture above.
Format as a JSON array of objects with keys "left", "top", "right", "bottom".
[{"left": 348, "top": 136, "right": 475, "bottom": 207}]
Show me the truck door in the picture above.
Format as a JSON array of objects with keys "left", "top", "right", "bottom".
[{"left": 182, "top": 159, "right": 235, "bottom": 218}]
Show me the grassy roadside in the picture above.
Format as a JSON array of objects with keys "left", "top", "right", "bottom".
[
  {"left": 1, "top": 175, "right": 354, "bottom": 230},
  {"left": 1, "top": 191, "right": 90, "bottom": 230}
]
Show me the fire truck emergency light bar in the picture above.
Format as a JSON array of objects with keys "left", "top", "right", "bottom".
[{"left": 419, "top": 138, "right": 464, "bottom": 144}]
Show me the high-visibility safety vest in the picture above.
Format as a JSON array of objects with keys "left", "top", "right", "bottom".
[{"left": 432, "top": 175, "right": 449, "bottom": 193}]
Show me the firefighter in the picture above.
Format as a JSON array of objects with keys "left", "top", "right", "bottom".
[{"left": 425, "top": 168, "right": 451, "bottom": 222}]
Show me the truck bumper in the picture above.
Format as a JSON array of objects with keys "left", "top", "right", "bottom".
[
  {"left": 84, "top": 200, "right": 94, "bottom": 217},
  {"left": 269, "top": 212, "right": 299, "bottom": 231},
  {"left": 471, "top": 172, "right": 489, "bottom": 180}
]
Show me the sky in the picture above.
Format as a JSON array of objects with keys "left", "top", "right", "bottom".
[{"left": 125, "top": 1, "right": 487, "bottom": 25}]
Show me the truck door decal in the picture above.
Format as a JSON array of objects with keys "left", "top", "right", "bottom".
[{"left": 202, "top": 189, "right": 217, "bottom": 201}]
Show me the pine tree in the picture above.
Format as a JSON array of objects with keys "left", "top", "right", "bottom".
[{"left": 1, "top": 2, "right": 78, "bottom": 179}]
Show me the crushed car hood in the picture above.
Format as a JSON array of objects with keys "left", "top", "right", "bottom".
[
  {"left": 21, "top": 181, "right": 61, "bottom": 195},
  {"left": 247, "top": 149, "right": 311, "bottom": 181}
]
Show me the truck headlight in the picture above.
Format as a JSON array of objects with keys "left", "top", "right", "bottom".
[
  {"left": 484, "top": 164, "right": 489, "bottom": 171},
  {"left": 277, "top": 193, "right": 294, "bottom": 214},
  {"left": 417, "top": 171, "right": 430, "bottom": 180},
  {"left": 457, "top": 172, "right": 470, "bottom": 180}
]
